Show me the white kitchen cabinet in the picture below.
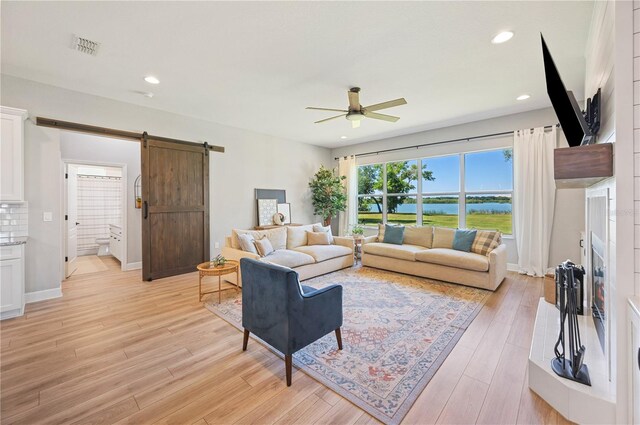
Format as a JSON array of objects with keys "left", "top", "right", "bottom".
[
  {"left": 0, "top": 244, "right": 25, "bottom": 320},
  {"left": 0, "top": 106, "right": 27, "bottom": 201},
  {"left": 630, "top": 298, "right": 640, "bottom": 425}
]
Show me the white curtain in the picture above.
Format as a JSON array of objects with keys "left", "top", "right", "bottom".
[
  {"left": 338, "top": 155, "right": 357, "bottom": 236},
  {"left": 514, "top": 127, "right": 557, "bottom": 277}
]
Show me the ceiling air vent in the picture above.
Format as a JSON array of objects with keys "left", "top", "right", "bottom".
[{"left": 71, "top": 34, "right": 100, "bottom": 56}]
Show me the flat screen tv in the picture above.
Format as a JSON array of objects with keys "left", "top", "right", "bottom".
[{"left": 541, "top": 34, "right": 594, "bottom": 147}]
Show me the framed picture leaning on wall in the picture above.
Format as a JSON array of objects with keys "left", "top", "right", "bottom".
[
  {"left": 257, "top": 198, "right": 278, "bottom": 226},
  {"left": 277, "top": 203, "right": 291, "bottom": 224}
]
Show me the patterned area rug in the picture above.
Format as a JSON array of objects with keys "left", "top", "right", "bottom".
[{"left": 205, "top": 267, "right": 488, "bottom": 425}]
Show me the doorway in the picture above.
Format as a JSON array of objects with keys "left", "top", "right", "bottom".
[
  {"left": 59, "top": 130, "right": 142, "bottom": 280},
  {"left": 43, "top": 119, "right": 218, "bottom": 283},
  {"left": 63, "top": 161, "right": 127, "bottom": 277}
]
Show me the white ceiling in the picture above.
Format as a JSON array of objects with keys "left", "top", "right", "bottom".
[{"left": 1, "top": 1, "right": 593, "bottom": 149}]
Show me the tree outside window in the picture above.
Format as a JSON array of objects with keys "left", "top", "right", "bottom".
[{"left": 355, "top": 148, "right": 513, "bottom": 234}]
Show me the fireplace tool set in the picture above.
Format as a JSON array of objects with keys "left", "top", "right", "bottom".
[{"left": 552, "top": 260, "right": 591, "bottom": 386}]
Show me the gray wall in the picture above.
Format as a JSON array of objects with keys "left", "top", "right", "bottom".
[
  {"left": 23, "top": 123, "right": 63, "bottom": 294},
  {"left": 60, "top": 132, "right": 142, "bottom": 267},
  {"left": 1, "top": 75, "right": 332, "bottom": 293},
  {"left": 331, "top": 107, "right": 585, "bottom": 268}
]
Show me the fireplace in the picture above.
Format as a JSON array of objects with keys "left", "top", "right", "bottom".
[{"left": 591, "top": 232, "right": 605, "bottom": 353}]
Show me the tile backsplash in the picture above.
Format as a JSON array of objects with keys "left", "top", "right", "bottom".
[{"left": 0, "top": 202, "right": 28, "bottom": 238}]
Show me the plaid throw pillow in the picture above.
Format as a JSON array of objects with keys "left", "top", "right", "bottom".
[
  {"left": 471, "top": 230, "right": 502, "bottom": 256},
  {"left": 377, "top": 223, "right": 385, "bottom": 242}
]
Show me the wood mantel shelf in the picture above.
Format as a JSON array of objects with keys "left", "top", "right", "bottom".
[{"left": 554, "top": 143, "right": 613, "bottom": 188}]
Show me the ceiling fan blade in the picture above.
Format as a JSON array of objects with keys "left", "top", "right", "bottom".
[
  {"left": 306, "top": 107, "right": 349, "bottom": 112},
  {"left": 364, "top": 111, "right": 400, "bottom": 122},
  {"left": 352, "top": 120, "right": 361, "bottom": 129},
  {"left": 315, "top": 114, "right": 346, "bottom": 124},
  {"left": 348, "top": 89, "right": 361, "bottom": 111},
  {"left": 363, "top": 98, "right": 407, "bottom": 112}
]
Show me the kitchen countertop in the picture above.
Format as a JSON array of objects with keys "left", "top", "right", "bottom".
[{"left": 0, "top": 236, "right": 28, "bottom": 246}]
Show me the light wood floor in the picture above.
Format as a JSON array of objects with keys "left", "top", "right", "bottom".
[
  {"left": 73, "top": 255, "right": 110, "bottom": 275},
  {"left": 0, "top": 257, "right": 570, "bottom": 425}
]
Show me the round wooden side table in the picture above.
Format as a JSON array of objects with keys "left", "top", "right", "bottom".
[{"left": 196, "top": 260, "right": 240, "bottom": 303}]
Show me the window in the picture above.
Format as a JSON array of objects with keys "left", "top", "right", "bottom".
[
  {"left": 464, "top": 149, "right": 513, "bottom": 234},
  {"left": 357, "top": 164, "right": 383, "bottom": 225},
  {"left": 422, "top": 155, "right": 460, "bottom": 228},
  {"left": 386, "top": 160, "right": 418, "bottom": 224},
  {"left": 356, "top": 148, "right": 513, "bottom": 234}
]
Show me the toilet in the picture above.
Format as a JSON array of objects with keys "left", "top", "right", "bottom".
[{"left": 96, "top": 238, "right": 110, "bottom": 256}]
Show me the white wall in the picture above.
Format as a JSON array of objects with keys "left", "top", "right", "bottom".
[
  {"left": 612, "top": 1, "right": 635, "bottom": 422},
  {"left": 1, "top": 75, "right": 332, "bottom": 293},
  {"left": 633, "top": 0, "right": 640, "bottom": 301},
  {"left": 585, "top": 0, "right": 635, "bottom": 422},
  {"left": 61, "top": 133, "right": 141, "bottom": 266},
  {"left": 331, "top": 107, "right": 585, "bottom": 268},
  {"left": 22, "top": 123, "right": 62, "bottom": 295}
]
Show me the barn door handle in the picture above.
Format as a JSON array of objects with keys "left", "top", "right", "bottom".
[
  {"left": 143, "top": 201, "right": 148, "bottom": 219},
  {"left": 637, "top": 347, "right": 640, "bottom": 371}
]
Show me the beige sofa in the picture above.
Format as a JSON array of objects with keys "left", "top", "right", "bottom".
[
  {"left": 362, "top": 225, "right": 507, "bottom": 291},
  {"left": 222, "top": 223, "right": 354, "bottom": 286}
]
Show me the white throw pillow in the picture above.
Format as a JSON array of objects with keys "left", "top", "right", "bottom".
[
  {"left": 233, "top": 227, "right": 287, "bottom": 251},
  {"left": 232, "top": 229, "right": 260, "bottom": 249},
  {"left": 287, "top": 224, "right": 316, "bottom": 249},
  {"left": 312, "top": 224, "right": 334, "bottom": 244},
  {"left": 237, "top": 233, "right": 258, "bottom": 254}
]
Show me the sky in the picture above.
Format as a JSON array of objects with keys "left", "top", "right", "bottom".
[
  {"left": 422, "top": 155, "right": 458, "bottom": 192},
  {"left": 361, "top": 148, "right": 513, "bottom": 194},
  {"left": 422, "top": 149, "right": 513, "bottom": 193},
  {"left": 464, "top": 150, "right": 513, "bottom": 192}
]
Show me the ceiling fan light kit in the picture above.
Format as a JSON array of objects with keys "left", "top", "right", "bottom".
[{"left": 306, "top": 87, "right": 406, "bottom": 129}]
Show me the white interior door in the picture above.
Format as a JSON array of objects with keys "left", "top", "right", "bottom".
[{"left": 65, "top": 165, "right": 78, "bottom": 278}]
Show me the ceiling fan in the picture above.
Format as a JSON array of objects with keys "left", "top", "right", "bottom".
[{"left": 306, "top": 87, "right": 407, "bottom": 128}]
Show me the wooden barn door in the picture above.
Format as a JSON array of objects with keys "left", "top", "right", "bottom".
[{"left": 141, "top": 134, "right": 209, "bottom": 281}]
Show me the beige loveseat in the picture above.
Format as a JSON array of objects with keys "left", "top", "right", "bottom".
[
  {"left": 222, "top": 223, "right": 354, "bottom": 286},
  {"left": 362, "top": 225, "right": 507, "bottom": 291}
]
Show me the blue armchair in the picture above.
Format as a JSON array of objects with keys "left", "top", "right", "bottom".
[{"left": 240, "top": 258, "right": 343, "bottom": 386}]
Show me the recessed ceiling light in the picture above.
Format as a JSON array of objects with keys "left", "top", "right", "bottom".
[
  {"left": 516, "top": 94, "right": 530, "bottom": 101},
  {"left": 142, "top": 92, "right": 154, "bottom": 98},
  {"left": 144, "top": 76, "right": 160, "bottom": 85},
  {"left": 340, "top": 136, "right": 347, "bottom": 139},
  {"left": 491, "top": 31, "right": 514, "bottom": 44}
]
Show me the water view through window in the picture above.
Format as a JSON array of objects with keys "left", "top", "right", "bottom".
[{"left": 357, "top": 149, "right": 513, "bottom": 234}]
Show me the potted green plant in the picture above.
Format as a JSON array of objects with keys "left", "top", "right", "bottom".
[
  {"left": 210, "top": 254, "right": 227, "bottom": 268},
  {"left": 351, "top": 224, "right": 364, "bottom": 238},
  {"left": 308, "top": 165, "right": 347, "bottom": 226}
]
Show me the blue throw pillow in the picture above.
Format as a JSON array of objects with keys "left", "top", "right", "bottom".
[
  {"left": 452, "top": 229, "right": 477, "bottom": 252},
  {"left": 383, "top": 224, "right": 405, "bottom": 245}
]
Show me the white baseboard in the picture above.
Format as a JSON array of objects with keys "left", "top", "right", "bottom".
[
  {"left": 507, "top": 263, "right": 519, "bottom": 272},
  {"left": 25, "top": 287, "right": 62, "bottom": 304},
  {"left": 125, "top": 262, "right": 142, "bottom": 271}
]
